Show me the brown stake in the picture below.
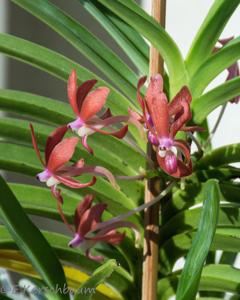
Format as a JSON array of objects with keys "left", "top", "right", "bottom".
[{"left": 142, "top": 1, "right": 166, "bottom": 300}]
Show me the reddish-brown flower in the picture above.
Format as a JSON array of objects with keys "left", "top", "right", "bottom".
[
  {"left": 67, "top": 70, "right": 128, "bottom": 153},
  {"left": 30, "top": 124, "right": 118, "bottom": 204},
  {"left": 68, "top": 195, "right": 139, "bottom": 262},
  {"left": 135, "top": 74, "right": 202, "bottom": 178}
]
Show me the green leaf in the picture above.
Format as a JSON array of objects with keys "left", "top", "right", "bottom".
[
  {"left": 105, "top": 7, "right": 149, "bottom": 59},
  {"left": 160, "top": 203, "right": 240, "bottom": 247},
  {"left": 7, "top": 182, "right": 140, "bottom": 277},
  {"left": 186, "top": 0, "right": 240, "bottom": 77},
  {"left": 0, "top": 90, "right": 144, "bottom": 172},
  {"left": 197, "top": 143, "right": 240, "bottom": 169},
  {"left": 0, "top": 226, "right": 135, "bottom": 298},
  {"left": 0, "top": 33, "right": 134, "bottom": 113},
  {"left": 163, "top": 181, "right": 240, "bottom": 221},
  {"left": 0, "top": 142, "right": 141, "bottom": 227},
  {"left": 95, "top": 0, "right": 187, "bottom": 96},
  {"left": 11, "top": 0, "right": 139, "bottom": 99},
  {"left": 190, "top": 37, "right": 240, "bottom": 97},
  {"left": 192, "top": 78, "right": 240, "bottom": 123},
  {"left": 74, "top": 259, "right": 117, "bottom": 300},
  {"left": 0, "top": 175, "right": 69, "bottom": 300},
  {"left": 9, "top": 183, "right": 78, "bottom": 222},
  {"left": 0, "top": 117, "right": 144, "bottom": 203},
  {"left": 78, "top": 0, "right": 149, "bottom": 74},
  {"left": 158, "top": 264, "right": 240, "bottom": 300},
  {"left": 194, "top": 167, "right": 240, "bottom": 182},
  {"left": 176, "top": 179, "right": 220, "bottom": 300},
  {"left": 160, "top": 228, "right": 240, "bottom": 276}
]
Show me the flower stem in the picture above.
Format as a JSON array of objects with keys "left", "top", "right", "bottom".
[
  {"left": 142, "top": 1, "right": 166, "bottom": 300},
  {"left": 87, "top": 181, "right": 176, "bottom": 234},
  {"left": 204, "top": 103, "right": 227, "bottom": 149}
]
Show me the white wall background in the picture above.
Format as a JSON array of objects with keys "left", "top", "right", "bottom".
[{"left": 142, "top": 0, "right": 240, "bottom": 149}]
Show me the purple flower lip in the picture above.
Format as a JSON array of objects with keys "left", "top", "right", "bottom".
[
  {"left": 159, "top": 137, "right": 174, "bottom": 149},
  {"left": 67, "top": 117, "right": 84, "bottom": 130},
  {"left": 68, "top": 233, "right": 84, "bottom": 248},
  {"left": 36, "top": 169, "right": 52, "bottom": 182},
  {"left": 165, "top": 153, "right": 177, "bottom": 174}
]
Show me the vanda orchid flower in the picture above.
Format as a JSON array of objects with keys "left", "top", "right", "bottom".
[
  {"left": 68, "top": 195, "right": 139, "bottom": 262},
  {"left": 67, "top": 70, "right": 128, "bottom": 154},
  {"left": 136, "top": 74, "right": 202, "bottom": 178},
  {"left": 30, "top": 124, "right": 119, "bottom": 204},
  {"left": 214, "top": 37, "right": 240, "bottom": 104}
]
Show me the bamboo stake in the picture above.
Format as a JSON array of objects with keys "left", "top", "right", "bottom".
[{"left": 142, "top": 1, "right": 166, "bottom": 300}]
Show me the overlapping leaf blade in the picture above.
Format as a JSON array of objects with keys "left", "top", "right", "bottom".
[
  {"left": 158, "top": 264, "right": 240, "bottom": 300},
  {"left": 74, "top": 259, "right": 117, "bottom": 300},
  {"left": 0, "top": 227, "right": 135, "bottom": 298},
  {"left": 0, "top": 175, "right": 69, "bottom": 300},
  {"left": 0, "top": 142, "right": 141, "bottom": 224},
  {"left": 0, "top": 33, "right": 135, "bottom": 113},
  {"left": 0, "top": 117, "right": 144, "bottom": 202},
  {"left": 78, "top": 0, "right": 149, "bottom": 74},
  {"left": 192, "top": 78, "right": 240, "bottom": 124},
  {"left": 197, "top": 144, "right": 240, "bottom": 169},
  {"left": 11, "top": 0, "right": 139, "bottom": 99},
  {"left": 186, "top": 0, "right": 240, "bottom": 76},
  {"left": 190, "top": 37, "right": 240, "bottom": 98},
  {"left": 95, "top": 0, "right": 187, "bottom": 96}
]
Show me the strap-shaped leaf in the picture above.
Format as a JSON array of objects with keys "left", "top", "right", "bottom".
[
  {"left": 0, "top": 251, "right": 124, "bottom": 300},
  {"left": 160, "top": 227, "right": 240, "bottom": 276},
  {"left": 163, "top": 181, "right": 239, "bottom": 222},
  {"left": 9, "top": 183, "right": 78, "bottom": 222},
  {"left": 197, "top": 144, "right": 240, "bottom": 169},
  {"left": 160, "top": 204, "right": 240, "bottom": 245},
  {"left": 0, "top": 117, "right": 144, "bottom": 203},
  {"left": 7, "top": 182, "right": 140, "bottom": 275},
  {"left": 0, "top": 116, "right": 143, "bottom": 172},
  {"left": 0, "top": 142, "right": 141, "bottom": 226},
  {"left": 0, "top": 227, "right": 135, "bottom": 298},
  {"left": 95, "top": 0, "right": 187, "bottom": 96},
  {"left": 103, "top": 6, "right": 149, "bottom": 59},
  {"left": 78, "top": 0, "right": 149, "bottom": 74},
  {"left": 186, "top": 0, "right": 240, "bottom": 77},
  {"left": 0, "top": 175, "right": 69, "bottom": 300},
  {"left": 158, "top": 264, "right": 240, "bottom": 300},
  {"left": 194, "top": 167, "right": 240, "bottom": 182},
  {"left": 192, "top": 78, "right": 240, "bottom": 123},
  {"left": 74, "top": 259, "right": 117, "bottom": 300},
  {"left": 11, "top": 0, "right": 139, "bottom": 99},
  {"left": 176, "top": 180, "right": 220, "bottom": 300},
  {"left": 0, "top": 90, "right": 144, "bottom": 171},
  {"left": 190, "top": 36, "right": 240, "bottom": 97},
  {"left": 0, "top": 33, "right": 135, "bottom": 112}
]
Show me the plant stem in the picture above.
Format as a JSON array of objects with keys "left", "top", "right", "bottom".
[{"left": 142, "top": 1, "right": 166, "bottom": 300}]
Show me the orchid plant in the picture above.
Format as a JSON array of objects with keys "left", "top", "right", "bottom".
[{"left": 0, "top": 1, "right": 240, "bottom": 300}]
